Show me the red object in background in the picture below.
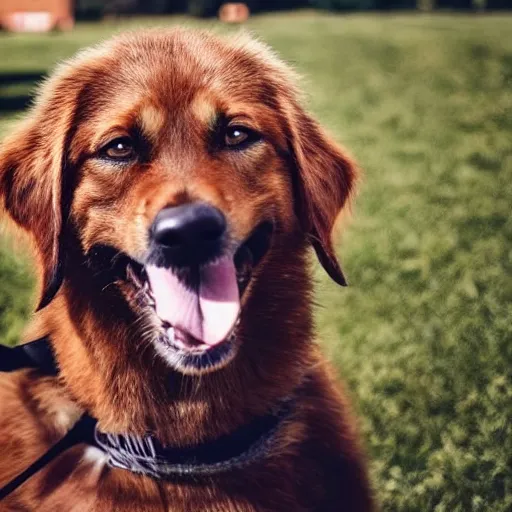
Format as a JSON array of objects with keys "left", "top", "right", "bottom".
[
  {"left": 218, "top": 3, "right": 250, "bottom": 23},
  {"left": 0, "top": 0, "right": 74, "bottom": 32}
]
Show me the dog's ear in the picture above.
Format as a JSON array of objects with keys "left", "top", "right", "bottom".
[
  {"left": 0, "top": 79, "right": 77, "bottom": 310},
  {"left": 288, "top": 106, "right": 358, "bottom": 286}
]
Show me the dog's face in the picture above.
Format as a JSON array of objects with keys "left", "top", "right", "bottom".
[{"left": 0, "top": 29, "right": 356, "bottom": 377}]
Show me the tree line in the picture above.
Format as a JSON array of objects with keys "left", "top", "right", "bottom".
[{"left": 76, "top": 0, "right": 512, "bottom": 18}]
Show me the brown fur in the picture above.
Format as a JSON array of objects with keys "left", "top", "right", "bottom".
[{"left": 0, "top": 29, "right": 373, "bottom": 511}]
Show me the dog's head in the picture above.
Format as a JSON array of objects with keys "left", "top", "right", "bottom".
[{"left": 0, "top": 29, "right": 356, "bottom": 378}]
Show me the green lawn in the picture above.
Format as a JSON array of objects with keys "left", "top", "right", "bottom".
[{"left": 1, "top": 12, "right": 511, "bottom": 511}]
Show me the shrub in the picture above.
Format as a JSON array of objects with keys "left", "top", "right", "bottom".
[
  {"left": 310, "top": 0, "right": 378, "bottom": 11},
  {"left": 187, "top": 0, "right": 222, "bottom": 16},
  {"left": 436, "top": 0, "right": 474, "bottom": 8},
  {"left": 75, "top": 0, "right": 104, "bottom": 20},
  {"left": 258, "top": 0, "right": 310, "bottom": 10},
  {"left": 485, "top": 0, "right": 512, "bottom": 7}
]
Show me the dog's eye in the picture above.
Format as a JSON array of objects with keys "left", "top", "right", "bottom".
[
  {"left": 101, "top": 137, "right": 136, "bottom": 161},
  {"left": 224, "top": 126, "right": 259, "bottom": 148}
]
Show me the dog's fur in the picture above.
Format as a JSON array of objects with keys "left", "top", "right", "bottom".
[{"left": 0, "top": 29, "right": 373, "bottom": 511}]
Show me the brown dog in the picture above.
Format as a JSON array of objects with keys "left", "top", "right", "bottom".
[{"left": 0, "top": 28, "right": 373, "bottom": 511}]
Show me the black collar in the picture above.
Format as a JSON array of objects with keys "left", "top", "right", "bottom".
[
  {"left": 95, "top": 397, "right": 293, "bottom": 478},
  {"left": 0, "top": 337, "right": 295, "bottom": 499}
]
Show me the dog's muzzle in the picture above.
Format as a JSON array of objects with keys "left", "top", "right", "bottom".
[{"left": 145, "top": 202, "right": 239, "bottom": 349}]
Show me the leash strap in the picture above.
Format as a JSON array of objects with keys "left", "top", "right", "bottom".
[
  {"left": 0, "top": 337, "right": 68, "bottom": 501},
  {"left": 0, "top": 337, "right": 57, "bottom": 375},
  {"left": 0, "top": 337, "right": 297, "bottom": 498},
  {"left": 0, "top": 414, "right": 97, "bottom": 501}
]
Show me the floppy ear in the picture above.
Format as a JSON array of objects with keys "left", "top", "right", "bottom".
[
  {"left": 0, "top": 80, "right": 76, "bottom": 310},
  {"left": 289, "top": 107, "right": 358, "bottom": 286}
]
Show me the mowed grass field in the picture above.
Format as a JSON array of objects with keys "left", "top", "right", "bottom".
[{"left": 1, "top": 12, "right": 511, "bottom": 511}]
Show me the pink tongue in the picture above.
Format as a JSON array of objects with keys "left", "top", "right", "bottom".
[{"left": 145, "top": 257, "right": 240, "bottom": 346}]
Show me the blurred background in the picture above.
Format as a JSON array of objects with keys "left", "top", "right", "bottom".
[{"left": 0, "top": 1, "right": 511, "bottom": 511}]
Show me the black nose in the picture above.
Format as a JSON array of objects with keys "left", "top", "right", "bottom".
[{"left": 150, "top": 202, "right": 226, "bottom": 267}]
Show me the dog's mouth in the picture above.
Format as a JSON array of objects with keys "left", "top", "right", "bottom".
[{"left": 123, "top": 221, "right": 273, "bottom": 374}]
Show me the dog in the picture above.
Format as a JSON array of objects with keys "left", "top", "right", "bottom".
[{"left": 0, "top": 28, "right": 373, "bottom": 511}]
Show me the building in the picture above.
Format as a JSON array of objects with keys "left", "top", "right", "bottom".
[{"left": 0, "top": 0, "right": 74, "bottom": 32}]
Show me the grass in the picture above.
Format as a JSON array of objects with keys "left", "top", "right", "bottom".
[{"left": 1, "top": 11, "right": 511, "bottom": 511}]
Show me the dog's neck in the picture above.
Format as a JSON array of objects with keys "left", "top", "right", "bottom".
[{"left": 32, "top": 248, "right": 315, "bottom": 446}]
